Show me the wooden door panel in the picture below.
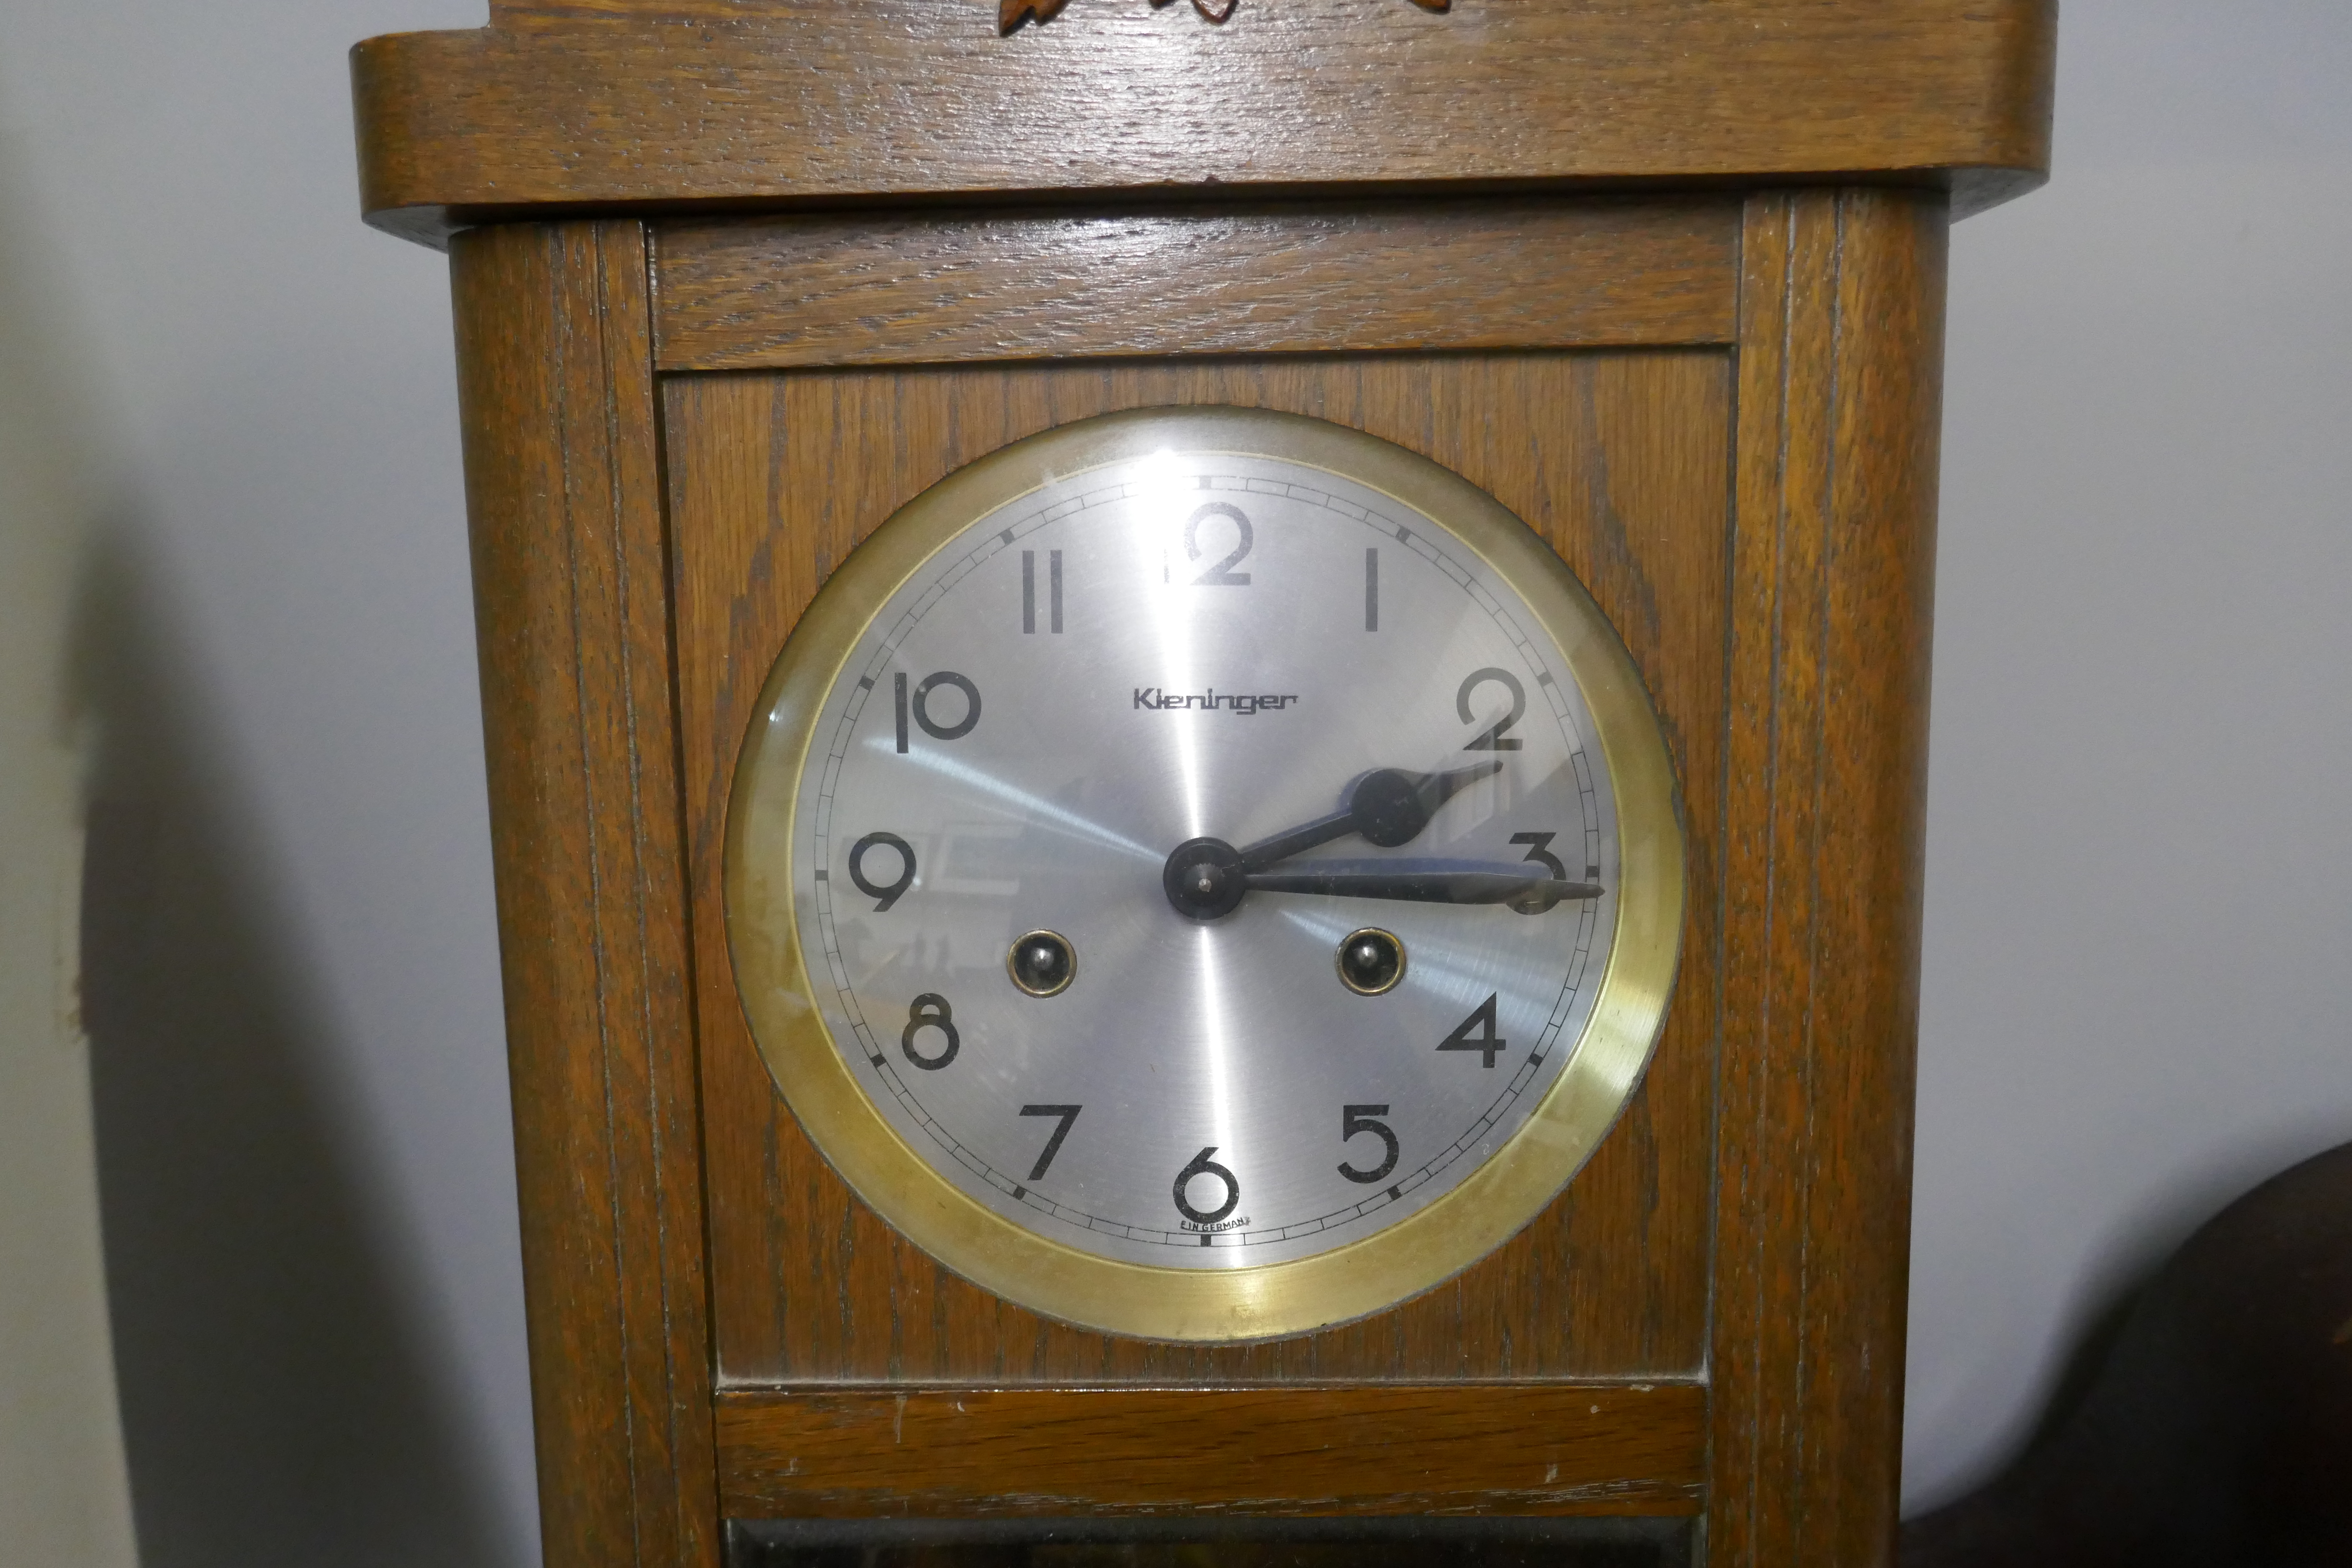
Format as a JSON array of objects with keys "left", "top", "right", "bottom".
[
  {"left": 713, "top": 1384, "right": 1709, "bottom": 1519},
  {"left": 663, "top": 352, "right": 1730, "bottom": 1387}
]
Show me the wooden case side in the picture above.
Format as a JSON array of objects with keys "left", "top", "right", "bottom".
[
  {"left": 451, "top": 219, "right": 720, "bottom": 1568},
  {"left": 1709, "top": 188, "right": 1948, "bottom": 1568},
  {"left": 352, "top": 1, "right": 2056, "bottom": 247}
]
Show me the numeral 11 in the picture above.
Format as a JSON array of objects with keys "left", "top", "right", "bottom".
[{"left": 1023, "top": 549, "right": 1063, "bottom": 634}]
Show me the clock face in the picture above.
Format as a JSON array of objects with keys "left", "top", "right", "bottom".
[{"left": 728, "top": 408, "right": 1683, "bottom": 1339}]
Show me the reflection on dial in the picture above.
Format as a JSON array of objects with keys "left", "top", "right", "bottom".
[{"left": 789, "top": 447, "right": 1621, "bottom": 1271}]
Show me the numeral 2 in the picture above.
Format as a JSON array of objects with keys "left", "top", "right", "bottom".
[
  {"left": 1458, "top": 668, "right": 1526, "bottom": 751},
  {"left": 1185, "top": 503, "right": 1253, "bottom": 586}
]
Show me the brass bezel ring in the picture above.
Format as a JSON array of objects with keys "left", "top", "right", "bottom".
[{"left": 724, "top": 405, "right": 1687, "bottom": 1344}]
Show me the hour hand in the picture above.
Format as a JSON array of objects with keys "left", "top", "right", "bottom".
[
  {"left": 1237, "top": 762, "right": 1505, "bottom": 870},
  {"left": 1241, "top": 860, "right": 1604, "bottom": 912}
]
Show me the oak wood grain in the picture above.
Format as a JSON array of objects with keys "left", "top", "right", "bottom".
[
  {"left": 662, "top": 350, "right": 1729, "bottom": 1389},
  {"left": 352, "top": 0, "right": 2055, "bottom": 246},
  {"left": 1707, "top": 189, "right": 1949, "bottom": 1568},
  {"left": 714, "top": 1384, "right": 1706, "bottom": 1518},
  {"left": 651, "top": 200, "right": 1739, "bottom": 371},
  {"left": 451, "top": 219, "right": 720, "bottom": 1568}
]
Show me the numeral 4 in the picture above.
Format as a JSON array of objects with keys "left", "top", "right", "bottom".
[{"left": 1437, "top": 993, "right": 1507, "bottom": 1069}]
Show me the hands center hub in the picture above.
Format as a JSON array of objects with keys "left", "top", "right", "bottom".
[{"left": 1162, "top": 837, "right": 1246, "bottom": 920}]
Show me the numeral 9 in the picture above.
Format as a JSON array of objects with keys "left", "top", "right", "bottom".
[{"left": 847, "top": 831, "right": 917, "bottom": 911}]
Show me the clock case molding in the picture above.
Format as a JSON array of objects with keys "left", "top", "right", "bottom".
[{"left": 351, "top": 4, "right": 2054, "bottom": 1565}]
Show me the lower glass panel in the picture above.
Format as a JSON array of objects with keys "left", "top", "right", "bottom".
[{"left": 727, "top": 1516, "right": 1695, "bottom": 1568}]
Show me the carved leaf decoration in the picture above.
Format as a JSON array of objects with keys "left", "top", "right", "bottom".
[
  {"left": 1001, "top": 0, "right": 1072, "bottom": 30},
  {"left": 1002, "top": 0, "right": 1447, "bottom": 33}
]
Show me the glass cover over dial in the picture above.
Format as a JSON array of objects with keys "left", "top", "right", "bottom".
[{"left": 726, "top": 407, "right": 1682, "bottom": 1338}]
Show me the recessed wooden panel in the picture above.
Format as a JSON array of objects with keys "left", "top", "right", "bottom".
[
  {"left": 651, "top": 200, "right": 1739, "bottom": 371},
  {"left": 715, "top": 1384, "right": 1706, "bottom": 1518},
  {"left": 663, "top": 351, "right": 1730, "bottom": 1386}
]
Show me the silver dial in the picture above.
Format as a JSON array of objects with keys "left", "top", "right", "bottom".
[{"left": 778, "top": 441, "right": 1624, "bottom": 1271}]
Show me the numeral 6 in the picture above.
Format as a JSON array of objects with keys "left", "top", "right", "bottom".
[{"left": 1173, "top": 1146, "right": 1240, "bottom": 1226}]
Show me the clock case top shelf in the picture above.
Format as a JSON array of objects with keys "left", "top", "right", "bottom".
[
  {"left": 364, "top": 4, "right": 2053, "bottom": 1564},
  {"left": 353, "top": 0, "right": 2054, "bottom": 248}
]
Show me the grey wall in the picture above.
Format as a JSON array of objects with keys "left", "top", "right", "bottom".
[
  {"left": 2, "top": 5, "right": 531, "bottom": 1564},
  {"left": 1905, "top": 0, "right": 2352, "bottom": 1510},
  {"left": 2, "top": 2, "right": 2346, "bottom": 1558}
]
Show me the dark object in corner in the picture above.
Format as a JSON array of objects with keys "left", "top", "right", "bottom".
[{"left": 1904, "top": 1141, "right": 2352, "bottom": 1568}]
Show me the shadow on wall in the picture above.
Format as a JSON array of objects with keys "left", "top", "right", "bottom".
[{"left": 69, "top": 525, "right": 512, "bottom": 1568}]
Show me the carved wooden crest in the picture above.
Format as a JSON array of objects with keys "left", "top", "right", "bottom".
[{"left": 1002, "top": 0, "right": 1448, "bottom": 33}]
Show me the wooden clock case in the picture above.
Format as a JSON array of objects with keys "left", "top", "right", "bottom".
[{"left": 351, "top": 4, "right": 2055, "bottom": 1564}]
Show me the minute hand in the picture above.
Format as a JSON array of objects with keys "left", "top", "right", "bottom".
[{"left": 1240, "top": 866, "right": 1605, "bottom": 906}]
